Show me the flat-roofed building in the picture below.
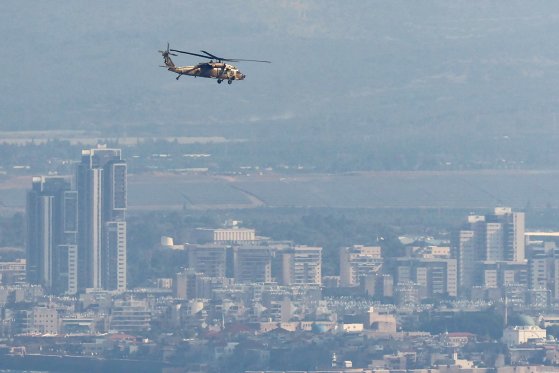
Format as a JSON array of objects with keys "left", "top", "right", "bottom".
[
  {"left": 339, "top": 245, "right": 382, "bottom": 287},
  {"left": 503, "top": 325, "right": 546, "bottom": 346},
  {"left": 194, "top": 227, "right": 256, "bottom": 244},
  {"left": 110, "top": 299, "right": 151, "bottom": 333},
  {"left": 453, "top": 208, "right": 525, "bottom": 297},
  {"left": 281, "top": 245, "right": 322, "bottom": 286},
  {"left": 387, "top": 257, "right": 457, "bottom": 299},
  {"left": 478, "top": 260, "right": 528, "bottom": 290},
  {"left": 186, "top": 243, "right": 227, "bottom": 278},
  {"left": 0, "top": 259, "right": 26, "bottom": 285},
  {"left": 233, "top": 246, "right": 273, "bottom": 283},
  {"left": 31, "top": 307, "right": 59, "bottom": 335}
]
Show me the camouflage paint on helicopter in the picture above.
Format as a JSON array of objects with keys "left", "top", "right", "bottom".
[{"left": 159, "top": 43, "right": 270, "bottom": 84}]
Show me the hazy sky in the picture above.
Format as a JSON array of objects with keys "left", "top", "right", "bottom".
[{"left": 3, "top": 1, "right": 559, "bottom": 140}]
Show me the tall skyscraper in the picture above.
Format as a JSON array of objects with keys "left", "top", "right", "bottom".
[
  {"left": 26, "top": 176, "right": 78, "bottom": 294},
  {"left": 76, "top": 146, "right": 127, "bottom": 291}
]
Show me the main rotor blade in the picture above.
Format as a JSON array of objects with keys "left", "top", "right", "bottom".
[
  {"left": 200, "top": 50, "right": 271, "bottom": 63},
  {"left": 170, "top": 49, "right": 212, "bottom": 59},
  {"left": 231, "top": 58, "right": 272, "bottom": 63},
  {"left": 200, "top": 50, "right": 221, "bottom": 60}
]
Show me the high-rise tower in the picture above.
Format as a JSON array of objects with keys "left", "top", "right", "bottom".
[
  {"left": 26, "top": 176, "right": 78, "bottom": 294},
  {"left": 76, "top": 145, "right": 127, "bottom": 291}
]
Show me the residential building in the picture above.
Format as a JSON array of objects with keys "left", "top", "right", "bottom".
[
  {"left": 110, "top": 299, "right": 151, "bottom": 333},
  {"left": 13, "top": 307, "right": 59, "bottom": 335},
  {"left": 281, "top": 245, "right": 322, "bottom": 285},
  {"left": 486, "top": 207, "right": 525, "bottom": 262},
  {"left": 233, "top": 246, "right": 273, "bottom": 283},
  {"left": 339, "top": 245, "right": 382, "bottom": 287},
  {"left": 0, "top": 259, "right": 26, "bottom": 285},
  {"left": 453, "top": 208, "right": 525, "bottom": 296},
  {"left": 186, "top": 243, "right": 228, "bottom": 278},
  {"left": 31, "top": 307, "right": 59, "bottom": 334},
  {"left": 387, "top": 257, "right": 457, "bottom": 299}
]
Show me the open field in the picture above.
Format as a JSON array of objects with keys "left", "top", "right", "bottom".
[{"left": 2, "top": 170, "right": 559, "bottom": 212}]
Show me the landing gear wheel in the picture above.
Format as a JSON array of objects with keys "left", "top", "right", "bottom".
[
  {"left": 176, "top": 75, "right": 180, "bottom": 80},
  {"left": 227, "top": 79, "right": 233, "bottom": 85},
  {"left": 217, "top": 79, "right": 222, "bottom": 84}
]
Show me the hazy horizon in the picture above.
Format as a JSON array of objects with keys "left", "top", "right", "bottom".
[
  {"left": 2, "top": 1, "right": 559, "bottom": 132},
  {"left": 4, "top": 1, "right": 559, "bottom": 173}
]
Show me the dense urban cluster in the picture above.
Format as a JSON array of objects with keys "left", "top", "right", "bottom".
[{"left": 1, "top": 146, "right": 559, "bottom": 372}]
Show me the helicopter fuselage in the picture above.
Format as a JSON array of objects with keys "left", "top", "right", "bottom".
[{"left": 170, "top": 62, "right": 245, "bottom": 82}]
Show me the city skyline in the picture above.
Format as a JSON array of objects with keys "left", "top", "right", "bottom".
[
  {"left": 16, "top": 177, "right": 559, "bottom": 371},
  {"left": 6, "top": 1, "right": 559, "bottom": 371}
]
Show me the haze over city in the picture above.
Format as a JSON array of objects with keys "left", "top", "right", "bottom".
[
  {"left": 4, "top": 1, "right": 559, "bottom": 373},
  {"left": 3, "top": 1, "right": 559, "bottom": 148}
]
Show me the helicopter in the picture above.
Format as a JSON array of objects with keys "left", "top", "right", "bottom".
[{"left": 159, "top": 43, "right": 271, "bottom": 84}]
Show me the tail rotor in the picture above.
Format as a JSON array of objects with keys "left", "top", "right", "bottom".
[
  {"left": 158, "top": 42, "right": 177, "bottom": 57},
  {"left": 159, "top": 42, "right": 177, "bottom": 69}
]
